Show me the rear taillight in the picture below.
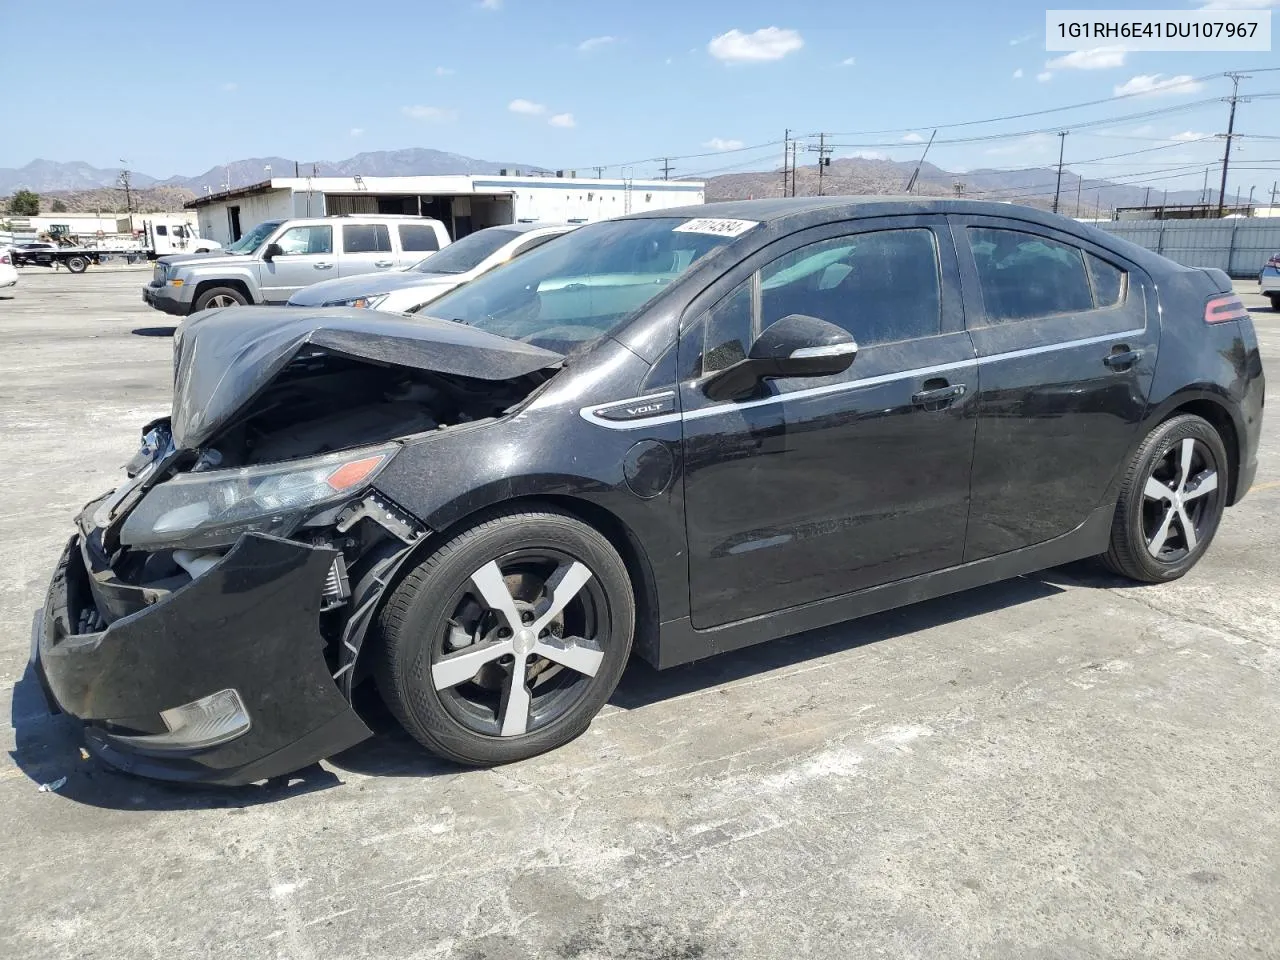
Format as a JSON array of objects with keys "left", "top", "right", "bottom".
[
  {"left": 1268, "top": 254, "right": 1280, "bottom": 269},
  {"left": 1205, "top": 294, "right": 1248, "bottom": 324},
  {"left": 0, "top": 254, "right": 9, "bottom": 265}
]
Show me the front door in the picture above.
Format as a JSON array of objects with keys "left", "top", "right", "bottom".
[
  {"left": 259, "top": 223, "right": 336, "bottom": 302},
  {"left": 950, "top": 215, "right": 1158, "bottom": 560},
  {"left": 680, "top": 217, "right": 979, "bottom": 629}
]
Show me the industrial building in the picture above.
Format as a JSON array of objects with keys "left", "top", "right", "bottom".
[{"left": 184, "top": 174, "right": 705, "bottom": 246}]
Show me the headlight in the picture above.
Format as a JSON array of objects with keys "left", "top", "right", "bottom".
[
  {"left": 324, "top": 293, "right": 389, "bottom": 309},
  {"left": 120, "top": 444, "right": 398, "bottom": 549}
]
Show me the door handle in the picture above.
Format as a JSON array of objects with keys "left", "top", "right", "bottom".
[
  {"left": 373, "top": 259, "right": 393, "bottom": 267},
  {"left": 912, "top": 383, "right": 967, "bottom": 406},
  {"left": 313, "top": 262, "right": 332, "bottom": 269},
  {"left": 1103, "top": 347, "right": 1143, "bottom": 369}
]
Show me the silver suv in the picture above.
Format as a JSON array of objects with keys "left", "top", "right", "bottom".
[{"left": 142, "top": 215, "right": 451, "bottom": 316}]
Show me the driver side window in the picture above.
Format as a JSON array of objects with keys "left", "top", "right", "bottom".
[{"left": 274, "top": 225, "right": 332, "bottom": 256}]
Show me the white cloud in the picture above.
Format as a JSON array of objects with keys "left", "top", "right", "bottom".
[
  {"left": 708, "top": 27, "right": 803, "bottom": 63},
  {"left": 1009, "top": 32, "right": 1037, "bottom": 45},
  {"left": 1171, "top": 130, "right": 1208, "bottom": 141},
  {"left": 902, "top": 132, "right": 925, "bottom": 143},
  {"left": 1045, "top": 46, "right": 1126, "bottom": 70},
  {"left": 1037, "top": 71, "right": 1053, "bottom": 82},
  {"left": 508, "top": 98, "right": 546, "bottom": 115},
  {"left": 1012, "top": 68, "right": 1024, "bottom": 79},
  {"left": 578, "top": 35, "right": 616, "bottom": 52},
  {"left": 478, "top": 0, "right": 501, "bottom": 8},
  {"left": 1113, "top": 74, "right": 1204, "bottom": 97},
  {"left": 841, "top": 56, "right": 856, "bottom": 66},
  {"left": 221, "top": 82, "right": 238, "bottom": 92},
  {"left": 704, "top": 137, "right": 745, "bottom": 151},
  {"left": 1199, "top": 0, "right": 1277, "bottom": 8},
  {"left": 548, "top": 112, "right": 575, "bottom": 128},
  {"left": 434, "top": 66, "right": 455, "bottom": 76},
  {"left": 349, "top": 127, "right": 364, "bottom": 137},
  {"left": 402, "top": 105, "right": 457, "bottom": 122},
  {"left": 665, "top": 57, "right": 673, "bottom": 65},
  {"left": 842, "top": 150, "right": 886, "bottom": 161}
]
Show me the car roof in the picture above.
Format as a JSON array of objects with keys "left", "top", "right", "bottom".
[
  {"left": 490, "top": 222, "right": 574, "bottom": 235},
  {"left": 619, "top": 195, "right": 1090, "bottom": 230}
]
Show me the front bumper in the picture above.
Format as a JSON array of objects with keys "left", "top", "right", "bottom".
[
  {"left": 36, "top": 529, "right": 371, "bottom": 785},
  {"left": 142, "top": 283, "right": 191, "bottom": 317}
]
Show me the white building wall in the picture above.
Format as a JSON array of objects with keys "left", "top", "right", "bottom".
[
  {"left": 472, "top": 179, "right": 703, "bottom": 223},
  {"left": 195, "top": 189, "right": 295, "bottom": 246}
]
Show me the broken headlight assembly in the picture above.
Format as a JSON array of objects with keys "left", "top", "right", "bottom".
[{"left": 119, "top": 444, "right": 399, "bottom": 550}]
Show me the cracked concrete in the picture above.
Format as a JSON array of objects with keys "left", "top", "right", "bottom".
[{"left": 1, "top": 270, "right": 1278, "bottom": 959}]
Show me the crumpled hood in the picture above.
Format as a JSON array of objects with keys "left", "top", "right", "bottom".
[
  {"left": 170, "top": 306, "right": 563, "bottom": 450},
  {"left": 287, "top": 271, "right": 458, "bottom": 306}
]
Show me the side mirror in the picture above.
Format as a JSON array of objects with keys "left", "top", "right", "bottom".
[
  {"left": 703, "top": 314, "right": 857, "bottom": 402},
  {"left": 262, "top": 242, "right": 283, "bottom": 262}
]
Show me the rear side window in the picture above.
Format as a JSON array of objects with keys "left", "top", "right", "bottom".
[
  {"left": 343, "top": 223, "right": 392, "bottom": 253},
  {"left": 968, "top": 227, "right": 1095, "bottom": 322},
  {"left": 759, "top": 229, "right": 942, "bottom": 346},
  {"left": 398, "top": 223, "right": 440, "bottom": 252},
  {"left": 155, "top": 225, "right": 168, "bottom": 236},
  {"left": 1087, "top": 253, "right": 1126, "bottom": 308}
]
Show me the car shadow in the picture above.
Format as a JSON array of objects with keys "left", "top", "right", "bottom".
[
  {"left": 12, "top": 573, "right": 1069, "bottom": 807},
  {"left": 131, "top": 326, "right": 176, "bottom": 337}
]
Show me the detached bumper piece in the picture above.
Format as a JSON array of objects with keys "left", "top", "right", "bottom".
[{"left": 37, "top": 532, "right": 371, "bottom": 785}]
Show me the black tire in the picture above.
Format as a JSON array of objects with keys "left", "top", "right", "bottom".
[
  {"left": 1102, "top": 414, "right": 1228, "bottom": 583},
  {"left": 1268, "top": 293, "right": 1279, "bottom": 312},
  {"left": 65, "top": 256, "right": 88, "bottom": 274},
  {"left": 374, "top": 507, "right": 635, "bottom": 765},
  {"left": 192, "top": 286, "right": 247, "bottom": 311}
]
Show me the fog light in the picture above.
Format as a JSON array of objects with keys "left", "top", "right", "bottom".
[{"left": 111, "top": 689, "right": 250, "bottom": 752}]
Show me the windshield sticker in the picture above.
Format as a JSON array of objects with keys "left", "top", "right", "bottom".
[{"left": 672, "top": 218, "right": 759, "bottom": 238}]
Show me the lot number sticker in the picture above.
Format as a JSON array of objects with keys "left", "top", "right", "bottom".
[{"left": 673, "top": 218, "right": 759, "bottom": 238}]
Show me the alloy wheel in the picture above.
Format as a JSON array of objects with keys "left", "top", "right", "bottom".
[
  {"left": 205, "top": 294, "right": 239, "bottom": 309},
  {"left": 430, "top": 550, "right": 607, "bottom": 738},
  {"left": 1141, "top": 437, "right": 1220, "bottom": 562}
]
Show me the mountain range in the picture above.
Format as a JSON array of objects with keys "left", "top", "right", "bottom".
[{"left": 2, "top": 151, "right": 1224, "bottom": 217}]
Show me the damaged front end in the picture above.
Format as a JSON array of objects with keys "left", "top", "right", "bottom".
[{"left": 36, "top": 307, "right": 562, "bottom": 784}]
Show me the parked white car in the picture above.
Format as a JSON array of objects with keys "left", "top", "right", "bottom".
[
  {"left": 286, "top": 223, "right": 577, "bottom": 312},
  {"left": 0, "top": 249, "right": 17, "bottom": 291}
]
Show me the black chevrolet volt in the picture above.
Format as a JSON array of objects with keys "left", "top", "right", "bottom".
[{"left": 36, "top": 198, "right": 1264, "bottom": 784}]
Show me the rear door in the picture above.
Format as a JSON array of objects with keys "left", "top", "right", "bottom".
[
  {"left": 339, "top": 222, "right": 396, "bottom": 277},
  {"left": 950, "top": 215, "right": 1158, "bottom": 560},
  {"left": 259, "top": 223, "right": 335, "bottom": 302}
]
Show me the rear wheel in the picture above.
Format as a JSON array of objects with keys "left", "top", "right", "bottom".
[
  {"left": 1268, "top": 293, "right": 1279, "bottom": 312},
  {"left": 65, "top": 255, "right": 88, "bottom": 274},
  {"left": 375, "top": 508, "right": 635, "bottom": 765},
  {"left": 193, "top": 286, "right": 247, "bottom": 311},
  {"left": 1103, "top": 414, "right": 1227, "bottom": 582}
]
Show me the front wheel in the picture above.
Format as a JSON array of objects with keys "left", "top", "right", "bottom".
[
  {"left": 1268, "top": 293, "right": 1279, "bottom": 312},
  {"left": 192, "top": 286, "right": 247, "bottom": 311},
  {"left": 374, "top": 507, "right": 635, "bottom": 765},
  {"left": 1103, "top": 414, "right": 1227, "bottom": 582},
  {"left": 65, "top": 255, "right": 88, "bottom": 274}
]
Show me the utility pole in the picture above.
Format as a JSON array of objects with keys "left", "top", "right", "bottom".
[
  {"left": 1075, "top": 175, "right": 1083, "bottom": 217},
  {"left": 808, "top": 133, "right": 833, "bottom": 196},
  {"left": 1143, "top": 186, "right": 1151, "bottom": 208},
  {"left": 790, "top": 140, "right": 800, "bottom": 195},
  {"left": 659, "top": 158, "right": 674, "bottom": 181},
  {"left": 594, "top": 166, "right": 605, "bottom": 178},
  {"left": 1271, "top": 180, "right": 1278, "bottom": 210},
  {"left": 904, "top": 129, "right": 938, "bottom": 194},
  {"left": 782, "top": 129, "right": 791, "bottom": 198},
  {"left": 1052, "top": 131, "right": 1068, "bottom": 214},
  {"left": 954, "top": 181, "right": 965, "bottom": 198},
  {"left": 1217, "top": 72, "right": 1249, "bottom": 218},
  {"left": 1248, "top": 184, "right": 1256, "bottom": 210},
  {"left": 117, "top": 159, "right": 132, "bottom": 214}
]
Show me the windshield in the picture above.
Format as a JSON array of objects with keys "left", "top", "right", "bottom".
[
  {"left": 225, "top": 220, "right": 283, "bottom": 255},
  {"left": 421, "top": 217, "right": 738, "bottom": 354},
  {"left": 411, "top": 228, "right": 524, "bottom": 275}
]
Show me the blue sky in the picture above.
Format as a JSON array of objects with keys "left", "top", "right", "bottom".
[{"left": 2, "top": 0, "right": 1278, "bottom": 199}]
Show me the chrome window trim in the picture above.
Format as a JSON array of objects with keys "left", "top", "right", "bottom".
[{"left": 579, "top": 326, "right": 1147, "bottom": 430}]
